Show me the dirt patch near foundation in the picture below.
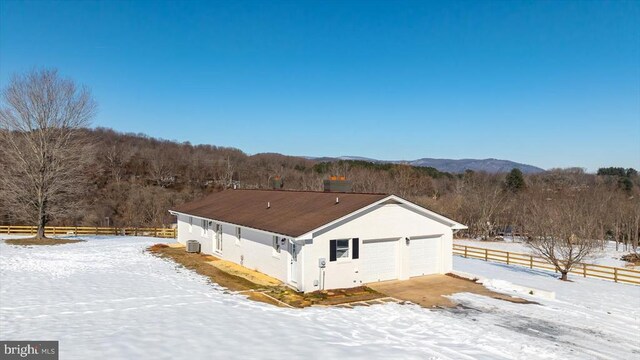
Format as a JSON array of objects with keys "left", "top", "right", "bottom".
[
  {"left": 148, "top": 244, "right": 260, "bottom": 292},
  {"left": 208, "top": 260, "right": 282, "bottom": 287},
  {"left": 147, "top": 243, "right": 386, "bottom": 308},
  {"left": 269, "top": 286, "right": 385, "bottom": 308}
]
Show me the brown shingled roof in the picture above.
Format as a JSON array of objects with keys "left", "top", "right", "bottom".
[{"left": 171, "top": 189, "right": 388, "bottom": 237}]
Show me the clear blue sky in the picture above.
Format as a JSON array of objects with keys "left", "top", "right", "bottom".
[{"left": 1, "top": 0, "right": 639, "bottom": 171}]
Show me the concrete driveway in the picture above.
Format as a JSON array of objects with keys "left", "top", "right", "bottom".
[{"left": 367, "top": 274, "right": 530, "bottom": 308}]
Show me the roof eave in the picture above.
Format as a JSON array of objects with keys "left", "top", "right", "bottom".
[{"left": 168, "top": 209, "right": 298, "bottom": 238}]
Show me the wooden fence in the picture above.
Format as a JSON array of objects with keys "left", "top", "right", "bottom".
[
  {"left": 0, "top": 225, "right": 176, "bottom": 238},
  {"left": 453, "top": 244, "right": 640, "bottom": 285}
]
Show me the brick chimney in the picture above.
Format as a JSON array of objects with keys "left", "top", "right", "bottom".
[
  {"left": 323, "top": 176, "right": 352, "bottom": 192},
  {"left": 270, "top": 176, "right": 284, "bottom": 190}
]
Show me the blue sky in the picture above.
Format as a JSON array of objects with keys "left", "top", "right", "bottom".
[{"left": 1, "top": 0, "right": 638, "bottom": 171}]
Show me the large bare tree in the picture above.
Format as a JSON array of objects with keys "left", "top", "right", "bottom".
[
  {"left": 523, "top": 190, "right": 600, "bottom": 280},
  {"left": 0, "top": 69, "right": 96, "bottom": 239}
]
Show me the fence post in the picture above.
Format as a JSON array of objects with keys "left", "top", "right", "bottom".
[
  {"left": 484, "top": 249, "right": 488, "bottom": 261},
  {"left": 529, "top": 255, "right": 533, "bottom": 269},
  {"left": 506, "top": 252, "right": 510, "bottom": 265},
  {"left": 583, "top": 264, "right": 586, "bottom": 278},
  {"left": 154, "top": 228, "right": 157, "bottom": 237},
  {"left": 53, "top": 227, "right": 56, "bottom": 236},
  {"left": 464, "top": 246, "right": 468, "bottom": 258},
  {"left": 614, "top": 268, "right": 618, "bottom": 283}
]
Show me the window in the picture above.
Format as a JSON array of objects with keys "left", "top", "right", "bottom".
[
  {"left": 336, "top": 239, "right": 349, "bottom": 259},
  {"left": 215, "top": 224, "right": 223, "bottom": 253},
  {"left": 201, "top": 219, "right": 209, "bottom": 236},
  {"left": 272, "top": 236, "right": 281, "bottom": 255},
  {"left": 330, "top": 239, "right": 350, "bottom": 261},
  {"left": 235, "top": 227, "right": 241, "bottom": 245}
]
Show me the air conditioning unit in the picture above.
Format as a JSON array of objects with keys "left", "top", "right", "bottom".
[{"left": 186, "top": 240, "right": 201, "bottom": 253}]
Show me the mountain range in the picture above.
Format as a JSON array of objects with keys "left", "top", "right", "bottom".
[{"left": 309, "top": 156, "right": 545, "bottom": 174}]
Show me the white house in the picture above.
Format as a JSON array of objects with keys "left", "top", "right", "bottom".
[{"left": 169, "top": 188, "right": 466, "bottom": 293}]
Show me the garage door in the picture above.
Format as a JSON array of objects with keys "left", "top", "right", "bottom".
[
  {"left": 361, "top": 238, "right": 399, "bottom": 283},
  {"left": 409, "top": 236, "right": 441, "bottom": 277}
]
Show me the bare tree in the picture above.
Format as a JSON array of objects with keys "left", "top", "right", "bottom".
[
  {"left": 0, "top": 69, "right": 96, "bottom": 239},
  {"left": 458, "top": 172, "right": 507, "bottom": 239},
  {"left": 221, "top": 156, "right": 235, "bottom": 188},
  {"left": 103, "top": 142, "right": 132, "bottom": 185},
  {"left": 524, "top": 190, "right": 600, "bottom": 280}
]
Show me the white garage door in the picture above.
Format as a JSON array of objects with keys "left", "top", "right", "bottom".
[
  {"left": 361, "top": 238, "right": 398, "bottom": 283},
  {"left": 409, "top": 236, "right": 441, "bottom": 277}
]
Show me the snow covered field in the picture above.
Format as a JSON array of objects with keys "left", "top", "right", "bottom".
[
  {"left": 455, "top": 238, "right": 637, "bottom": 268},
  {"left": 1, "top": 236, "right": 639, "bottom": 359}
]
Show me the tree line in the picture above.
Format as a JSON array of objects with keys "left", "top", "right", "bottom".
[
  {"left": 1, "top": 70, "right": 639, "bottom": 270},
  {"left": 3, "top": 120, "right": 638, "bottom": 251}
]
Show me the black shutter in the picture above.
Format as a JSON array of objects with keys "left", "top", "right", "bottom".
[
  {"left": 352, "top": 238, "right": 359, "bottom": 259},
  {"left": 329, "top": 240, "right": 337, "bottom": 261}
]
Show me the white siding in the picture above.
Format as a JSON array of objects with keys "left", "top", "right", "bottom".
[
  {"left": 176, "top": 215, "right": 291, "bottom": 284},
  {"left": 175, "top": 200, "right": 455, "bottom": 293},
  {"left": 303, "top": 202, "right": 453, "bottom": 292}
]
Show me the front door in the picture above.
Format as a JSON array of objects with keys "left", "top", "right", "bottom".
[{"left": 289, "top": 240, "right": 298, "bottom": 284}]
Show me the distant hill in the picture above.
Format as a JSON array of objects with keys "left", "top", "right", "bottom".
[
  {"left": 407, "top": 158, "right": 544, "bottom": 174},
  {"left": 308, "top": 156, "right": 545, "bottom": 174}
]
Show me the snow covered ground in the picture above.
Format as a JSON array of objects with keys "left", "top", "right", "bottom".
[
  {"left": 455, "top": 238, "right": 637, "bottom": 268},
  {"left": 1, "top": 236, "right": 639, "bottom": 359}
]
